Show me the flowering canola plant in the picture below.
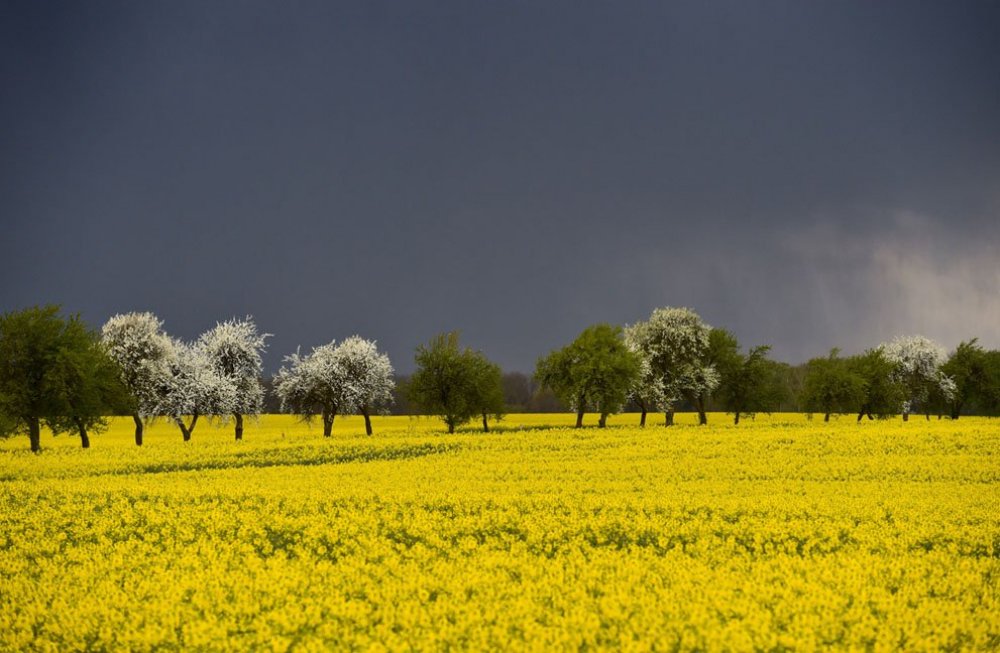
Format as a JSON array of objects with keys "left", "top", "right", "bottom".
[{"left": 1, "top": 414, "right": 997, "bottom": 651}]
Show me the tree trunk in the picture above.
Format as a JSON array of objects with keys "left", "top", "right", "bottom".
[
  {"left": 824, "top": 413, "right": 830, "bottom": 422},
  {"left": 447, "top": 419, "right": 455, "bottom": 434},
  {"left": 322, "top": 411, "right": 335, "bottom": 437},
  {"left": 902, "top": 411, "right": 909, "bottom": 422},
  {"left": 598, "top": 414, "right": 607, "bottom": 428},
  {"left": 481, "top": 413, "right": 489, "bottom": 433},
  {"left": 132, "top": 412, "right": 144, "bottom": 446},
  {"left": 76, "top": 418, "right": 90, "bottom": 449},
  {"left": 734, "top": 413, "right": 740, "bottom": 425},
  {"left": 665, "top": 410, "right": 674, "bottom": 427},
  {"left": 234, "top": 413, "right": 244, "bottom": 441},
  {"left": 575, "top": 409, "right": 584, "bottom": 428},
  {"left": 639, "top": 408, "right": 647, "bottom": 427},
  {"left": 363, "top": 408, "right": 373, "bottom": 436},
  {"left": 28, "top": 417, "right": 41, "bottom": 453},
  {"left": 696, "top": 397, "right": 708, "bottom": 425},
  {"left": 176, "top": 414, "right": 198, "bottom": 441}
]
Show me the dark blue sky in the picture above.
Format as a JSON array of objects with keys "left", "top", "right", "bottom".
[{"left": 2, "top": 1, "right": 999, "bottom": 372}]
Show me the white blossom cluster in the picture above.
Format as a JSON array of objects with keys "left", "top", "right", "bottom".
[
  {"left": 274, "top": 342, "right": 348, "bottom": 419},
  {"left": 627, "top": 307, "right": 719, "bottom": 411},
  {"left": 197, "top": 318, "right": 269, "bottom": 416},
  {"left": 102, "top": 313, "right": 270, "bottom": 427},
  {"left": 274, "top": 337, "right": 394, "bottom": 420},
  {"left": 333, "top": 336, "right": 396, "bottom": 415},
  {"left": 624, "top": 325, "right": 666, "bottom": 411},
  {"left": 882, "top": 335, "right": 956, "bottom": 413},
  {"left": 155, "top": 340, "right": 240, "bottom": 421},
  {"left": 100, "top": 313, "right": 177, "bottom": 418}
]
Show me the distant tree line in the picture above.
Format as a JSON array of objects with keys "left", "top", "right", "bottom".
[{"left": 2, "top": 305, "right": 999, "bottom": 450}]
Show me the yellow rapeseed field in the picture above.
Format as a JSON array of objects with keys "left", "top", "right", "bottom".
[{"left": 1, "top": 413, "right": 998, "bottom": 651}]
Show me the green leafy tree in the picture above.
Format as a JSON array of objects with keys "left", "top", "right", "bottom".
[
  {"left": 696, "top": 328, "right": 742, "bottom": 425},
  {"left": 49, "top": 325, "right": 130, "bottom": 448},
  {"left": 715, "top": 344, "right": 785, "bottom": 424},
  {"left": 800, "top": 349, "right": 865, "bottom": 421},
  {"left": 407, "top": 332, "right": 503, "bottom": 433},
  {"left": 535, "top": 324, "right": 640, "bottom": 428},
  {"left": 940, "top": 339, "right": 987, "bottom": 418},
  {"left": 979, "top": 350, "right": 1000, "bottom": 416},
  {"left": 847, "top": 348, "right": 906, "bottom": 421},
  {"left": 467, "top": 353, "right": 505, "bottom": 432},
  {"left": 0, "top": 306, "right": 126, "bottom": 451},
  {"left": 0, "top": 306, "right": 66, "bottom": 451}
]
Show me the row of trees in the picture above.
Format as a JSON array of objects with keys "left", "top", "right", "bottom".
[
  {"left": 2, "top": 305, "right": 999, "bottom": 450},
  {"left": 531, "top": 308, "right": 1000, "bottom": 428},
  {"left": 0, "top": 308, "right": 274, "bottom": 451},
  {"left": 800, "top": 338, "right": 1000, "bottom": 422},
  {"left": 533, "top": 308, "right": 790, "bottom": 428}
]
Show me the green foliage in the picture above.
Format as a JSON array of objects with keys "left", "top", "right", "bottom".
[
  {"left": 535, "top": 324, "right": 640, "bottom": 427},
  {"left": 466, "top": 354, "right": 505, "bottom": 430},
  {"left": 48, "top": 320, "right": 131, "bottom": 442},
  {"left": 800, "top": 349, "right": 865, "bottom": 420},
  {"left": 706, "top": 328, "right": 741, "bottom": 372},
  {"left": 714, "top": 342, "right": 785, "bottom": 424},
  {"left": 406, "top": 333, "right": 505, "bottom": 433},
  {"left": 938, "top": 339, "right": 1000, "bottom": 417},
  {"left": 847, "top": 348, "right": 906, "bottom": 420},
  {"left": 0, "top": 305, "right": 127, "bottom": 450}
]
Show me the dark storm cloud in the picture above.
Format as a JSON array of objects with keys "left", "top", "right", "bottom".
[{"left": 2, "top": 1, "right": 999, "bottom": 371}]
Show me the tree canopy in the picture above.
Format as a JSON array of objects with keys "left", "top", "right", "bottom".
[
  {"left": 101, "top": 312, "right": 176, "bottom": 445},
  {"left": 406, "top": 332, "right": 505, "bottom": 433},
  {"left": 535, "top": 324, "right": 640, "bottom": 428},
  {"left": 626, "top": 307, "right": 718, "bottom": 425},
  {"left": 198, "top": 317, "right": 269, "bottom": 440},
  {"left": 801, "top": 349, "right": 865, "bottom": 421},
  {"left": 0, "top": 306, "right": 126, "bottom": 451}
]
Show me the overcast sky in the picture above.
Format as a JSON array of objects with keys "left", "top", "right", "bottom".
[{"left": 2, "top": 1, "right": 998, "bottom": 372}]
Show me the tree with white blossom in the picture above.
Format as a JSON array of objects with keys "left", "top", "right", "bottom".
[
  {"left": 624, "top": 324, "right": 665, "bottom": 427},
  {"left": 333, "top": 336, "right": 395, "bottom": 435},
  {"left": 627, "top": 307, "right": 719, "bottom": 426},
  {"left": 198, "top": 317, "right": 269, "bottom": 440},
  {"left": 101, "top": 312, "right": 177, "bottom": 446},
  {"left": 882, "top": 335, "right": 956, "bottom": 421},
  {"left": 273, "top": 341, "right": 351, "bottom": 436},
  {"left": 156, "top": 340, "right": 239, "bottom": 441}
]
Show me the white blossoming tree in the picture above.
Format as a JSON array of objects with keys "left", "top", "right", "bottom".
[
  {"left": 273, "top": 341, "right": 352, "bottom": 436},
  {"left": 333, "top": 336, "right": 395, "bottom": 436},
  {"left": 627, "top": 307, "right": 719, "bottom": 426},
  {"left": 882, "top": 335, "right": 957, "bottom": 421},
  {"left": 198, "top": 317, "right": 269, "bottom": 440},
  {"left": 624, "top": 324, "right": 665, "bottom": 427},
  {"left": 156, "top": 339, "right": 239, "bottom": 441},
  {"left": 100, "top": 312, "right": 177, "bottom": 446}
]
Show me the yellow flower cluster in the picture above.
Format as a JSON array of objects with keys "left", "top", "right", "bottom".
[{"left": 1, "top": 414, "right": 997, "bottom": 651}]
